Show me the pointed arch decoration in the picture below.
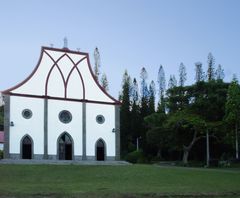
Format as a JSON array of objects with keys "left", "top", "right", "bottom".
[
  {"left": 95, "top": 138, "right": 107, "bottom": 161},
  {"left": 20, "top": 134, "right": 34, "bottom": 159},
  {"left": 44, "top": 51, "right": 66, "bottom": 96},
  {"left": 44, "top": 50, "right": 86, "bottom": 99},
  {"left": 65, "top": 55, "right": 86, "bottom": 99},
  {"left": 57, "top": 131, "right": 74, "bottom": 160}
]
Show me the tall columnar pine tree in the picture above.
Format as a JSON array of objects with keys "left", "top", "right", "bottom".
[
  {"left": 100, "top": 73, "right": 109, "bottom": 91},
  {"left": 149, "top": 80, "right": 156, "bottom": 114},
  {"left": 140, "top": 67, "right": 149, "bottom": 116},
  {"left": 179, "top": 62, "right": 187, "bottom": 87},
  {"left": 120, "top": 70, "right": 131, "bottom": 156},
  {"left": 215, "top": 64, "right": 225, "bottom": 81},
  {"left": 131, "top": 78, "right": 139, "bottom": 103},
  {"left": 139, "top": 67, "right": 150, "bottom": 150},
  {"left": 207, "top": 52, "right": 215, "bottom": 81},
  {"left": 130, "top": 78, "right": 141, "bottom": 144},
  {"left": 225, "top": 75, "right": 240, "bottom": 159},
  {"left": 157, "top": 65, "right": 166, "bottom": 112},
  {"left": 157, "top": 65, "right": 166, "bottom": 102},
  {"left": 168, "top": 75, "right": 177, "bottom": 89},
  {"left": 93, "top": 47, "right": 101, "bottom": 81},
  {"left": 195, "top": 62, "right": 205, "bottom": 82}
]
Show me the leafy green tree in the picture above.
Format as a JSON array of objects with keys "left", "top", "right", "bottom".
[
  {"left": 225, "top": 76, "right": 240, "bottom": 159},
  {"left": 167, "top": 110, "right": 206, "bottom": 165},
  {"left": 145, "top": 112, "right": 168, "bottom": 159}
]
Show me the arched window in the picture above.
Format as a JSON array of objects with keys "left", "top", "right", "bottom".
[
  {"left": 96, "top": 139, "right": 106, "bottom": 161},
  {"left": 58, "top": 132, "right": 73, "bottom": 160},
  {"left": 21, "top": 135, "right": 33, "bottom": 159}
]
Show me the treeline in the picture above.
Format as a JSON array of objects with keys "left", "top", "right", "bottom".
[{"left": 119, "top": 53, "right": 240, "bottom": 165}]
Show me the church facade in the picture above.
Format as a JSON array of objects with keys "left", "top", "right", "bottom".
[{"left": 2, "top": 46, "right": 120, "bottom": 161}]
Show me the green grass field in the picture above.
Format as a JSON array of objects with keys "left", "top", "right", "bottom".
[{"left": 0, "top": 164, "right": 240, "bottom": 198}]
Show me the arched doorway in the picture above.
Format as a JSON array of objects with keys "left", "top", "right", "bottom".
[
  {"left": 96, "top": 139, "right": 105, "bottom": 161},
  {"left": 58, "top": 133, "right": 73, "bottom": 160},
  {"left": 22, "top": 135, "right": 33, "bottom": 159}
]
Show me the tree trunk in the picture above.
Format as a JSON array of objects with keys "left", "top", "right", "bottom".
[
  {"left": 236, "top": 123, "right": 239, "bottom": 159},
  {"left": 182, "top": 130, "right": 198, "bottom": 165},
  {"left": 183, "top": 147, "right": 189, "bottom": 165},
  {"left": 157, "top": 148, "right": 162, "bottom": 160}
]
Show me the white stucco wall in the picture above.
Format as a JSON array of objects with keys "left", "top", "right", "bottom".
[
  {"left": 86, "top": 103, "right": 115, "bottom": 157},
  {"left": 9, "top": 96, "right": 44, "bottom": 154},
  {"left": 48, "top": 99, "right": 82, "bottom": 156},
  {"left": 12, "top": 53, "right": 53, "bottom": 96}
]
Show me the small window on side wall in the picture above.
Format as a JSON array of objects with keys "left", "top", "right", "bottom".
[
  {"left": 96, "top": 115, "right": 105, "bottom": 124},
  {"left": 22, "top": 109, "right": 32, "bottom": 119},
  {"left": 59, "top": 110, "right": 72, "bottom": 124}
]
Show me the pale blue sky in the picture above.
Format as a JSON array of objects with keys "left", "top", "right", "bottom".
[{"left": 0, "top": 0, "right": 240, "bottom": 99}]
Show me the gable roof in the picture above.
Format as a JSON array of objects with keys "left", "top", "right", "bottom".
[{"left": 2, "top": 47, "right": 120, "bottom": 105}]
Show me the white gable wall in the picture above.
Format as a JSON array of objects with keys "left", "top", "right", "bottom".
[
  {"left": 86, "top": 103, "right": 115, "bottom": 157},
  {"left": 9, "top": 96, "right": 44, "bottom": 154},
  {"left": 48, "top": 99, "right": 83, "bottom": 156}
]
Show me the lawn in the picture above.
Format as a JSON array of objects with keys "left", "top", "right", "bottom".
[{"left": 0, "top": 164, "right": 240, "bottom": 197}]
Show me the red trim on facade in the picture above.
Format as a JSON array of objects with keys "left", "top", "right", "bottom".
[
  {"left": 85, "top": 54, "right": 120, "bottom": 103},
  {"left": 2, "top": 48, "right": 45, "bottom": 94},
  {"left": 1, "top": 46, "right": 121, "bottom": 105},
  {"left": 44, "top": 51, "right": 66, "bottom": 97},
  {"left": 65, "top": 55, "right": 86, "bottom": 99},
  {"left": 7, "top": 92, "right": 121, "bottom": 106}
]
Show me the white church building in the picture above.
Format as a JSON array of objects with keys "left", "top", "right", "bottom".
[{"left": 2, "top": 45, "right": 120, "bottom": 161}]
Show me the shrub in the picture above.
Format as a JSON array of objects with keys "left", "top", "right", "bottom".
[
  {"left": 0, "top": 150, "right": 3, "bottom": 159},
  {"left": 125, "top": 150, "right": 145, "bottom": 164}
]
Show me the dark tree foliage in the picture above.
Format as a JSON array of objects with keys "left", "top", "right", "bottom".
[
  {"left": 207, "top": 53, "right": 215, "bottom": 81},
  {"left": 179, "top": 62, "right": 187, "bottom": 87},
  {"left": 120, "top": 71, "right": 131, "bottom": 156},
  {"left": 195, "top": 62, "right": 205, "bottom": 82},
  {"left": 224, "top": 76, "right": 240, "bottom": 159},
  {"left": 216, "top": 64, "right": 225, "bottom": 81},
  {"left": 149, "top": 80, "right": 156, "bottom": 114},
  {"left": 168, "top": 75, "right": 177, "bottom": 89}
]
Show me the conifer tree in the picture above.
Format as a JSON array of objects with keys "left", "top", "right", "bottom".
[
  {"left": 195, "top": 62, "right": 205, "bottom": 82},
  {"left": 207, "top": 52, "right": 215, "bottom": 81},
  {"left": 100, "top": 73, "right": 109, "bottom": 91},
  {"left": 94, "top": 47, "right": 101, "bottom": 81},
  {"left": 216, "top": 64, "right": 225, "bottom": 80},
  {"left": 120, "top": 70, "right": 131, "bottom": 156},
  {"left": 140, "top": 67, "right": 149, "bottom": 99},
  {"left": 179, "top": 62, "right": 187, "bottom": 87},
  {"left": 131, "top": 78, "right": 139, "bottom": 103},
  {"left": 168, "top": 75, "right": 177, "bottom": 89},
  {"left": 130, "top": 78, "right": 141, "bottom": 146},
  {"left": 157, "top": 65, "right": 166, "bottom": 103},
  {"left": 149, "top": 80, "right": 156, "bottom": 114}
]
